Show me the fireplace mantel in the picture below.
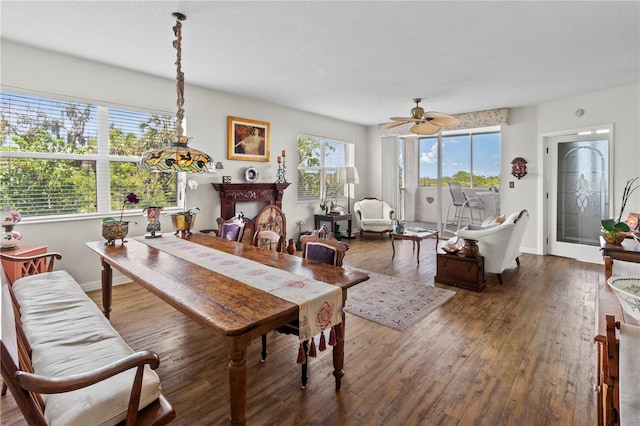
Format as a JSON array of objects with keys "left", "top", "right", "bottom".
[{"left": 212, "top": 182, "right": 290, "bottom": 219}]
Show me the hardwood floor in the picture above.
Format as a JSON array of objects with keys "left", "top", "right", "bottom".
[{"left": 1, "top": 236, "right": 601, "bottom": 425}]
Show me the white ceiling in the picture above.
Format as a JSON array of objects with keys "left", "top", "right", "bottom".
[{"left": 1, "top": 1, "right": 638, "bottom": 126}]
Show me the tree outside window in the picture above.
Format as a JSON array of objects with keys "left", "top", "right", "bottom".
[
  {"left": 297, "top": 135, "right": 351, "bottom": 203},
  {"left": 419, "top": 131, "right": 500, "bottom": 188},
  {"left": 0, "top": 91, "right": 177, "bottom": 218}
]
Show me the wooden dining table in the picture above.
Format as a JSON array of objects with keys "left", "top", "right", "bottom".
[{"left": 86, "top": 233, "right": 369, "bottom": 425}]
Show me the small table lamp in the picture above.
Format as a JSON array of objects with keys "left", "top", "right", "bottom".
[
  {"left": 338, "top": 166, "right": 359, "bottom": 214},
  {"left": 215, "top": 161, "right": 224, "bottom": 181}
]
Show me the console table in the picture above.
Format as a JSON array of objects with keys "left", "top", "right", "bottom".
[
  {"left": 599, "top": 236, "right": 640, "bottom": 280},
  {"left": 314, "top": 213, "right": 353, "bottom": 239}
]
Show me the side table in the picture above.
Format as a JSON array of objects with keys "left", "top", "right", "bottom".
[
  {"left": 314, "top": 213, "right": 353, "bottom": 239},
  {"left": 435, "top": 253, "right": 486, "bottom": 291},
  {"left": 391, "top": 230, "right": 438, "bottom": 264},
  {"left": 1, "top": 245, "right": 49, "bottom": 283}
]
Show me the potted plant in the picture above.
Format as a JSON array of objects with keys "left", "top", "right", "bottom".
[
  {"left": 601, "top": 177, "right": 639, "bottom": 244},
  {"left": 170, "top": 207, "right": 200, "bottom": 236},
  {"left": 102, "top": 192, "right": 140, "bottom": 245}
]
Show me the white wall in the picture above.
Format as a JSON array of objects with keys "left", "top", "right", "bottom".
[{"left": 1, "top": 40, "right": 367, "bottom": 288}]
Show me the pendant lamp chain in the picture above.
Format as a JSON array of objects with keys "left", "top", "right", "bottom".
[
  {"left": 138, "top": 12, "right": 213, "bottom": 173},
  {"left": 173, "top": 12, "right": 186, "bottom": 137}
]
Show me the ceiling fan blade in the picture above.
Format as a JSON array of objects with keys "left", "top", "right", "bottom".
[
  {"left": 411, "top": 122, "right": 441, "bottom": 135},
  {"left": 386, "top": 121, "right": 410, "bottom": 129},
  {"left": 424, "top": 111, "right": 460, "bottom": 127},
  {"left": 389, "top": 117, "right": 421, "bottom": 122}
]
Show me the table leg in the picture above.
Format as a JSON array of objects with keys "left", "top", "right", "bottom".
[
  {"left": 604, "top": 255, "right": 613, "bottom": 281},
  {"left": 416, "top": 240, "right": 421, "bottom": 264},
  {"left": 333, "top": 293, "right": 347, "bottom": 390},
  {"left": 391, "top": 236, "right": 397, "bottom": 259},
  {"left": 100, "top": 259, "right": 112, "bottom": 319},
  {"left": 347, "top": 218, "right": 352, "bottom": 239},
  {"left": 227, "top": 336, "right": 250, "bottom": 425}
]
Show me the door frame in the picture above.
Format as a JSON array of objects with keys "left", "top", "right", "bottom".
[{"left": 541, "top": 123, "right": 614, "bottom": 263}]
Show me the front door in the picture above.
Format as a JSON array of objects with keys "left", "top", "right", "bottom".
[{"left": 545, "top": 126, "right": 612, "bottom": 262}]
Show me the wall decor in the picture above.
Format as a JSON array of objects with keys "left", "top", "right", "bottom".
[
  {"left": 228, "top": 116, "right": 270, "bottom": 162},
  {"left": 222, "top": 176, "right": 232, "bottom": 183},
  {"left": 244, "top": 166, "right": 259, "bottom": 183},
  {"left": 511, "top": 157, "right": 527, "bottom": 179}
]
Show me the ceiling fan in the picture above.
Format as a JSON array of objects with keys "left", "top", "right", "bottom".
[{"left": 388, "top": 98, "right": 460, "bottom": 135}]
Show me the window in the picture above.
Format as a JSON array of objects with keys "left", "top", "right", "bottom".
[
  {"left": 0, "top": 91, "right": 177, "bottom": 218},
  {"left": 419, "top": 130, "right": 500, "bottom": 188},
  {"left": 297, "top": 135, "right": 352, "bottom": 202}
]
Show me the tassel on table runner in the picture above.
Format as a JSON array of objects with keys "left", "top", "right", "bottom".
[
  {"left": 296, "top": 342, "right": 306, "bottom": 364},
  {"left": 319, "top": 331, "right": 327, "bottom": 351},
  {"left": 329, "top": 326, "right": 337, "bottom": 346},
  {"left": 309, "top": 338, "right": 317, "bottom": 357}
]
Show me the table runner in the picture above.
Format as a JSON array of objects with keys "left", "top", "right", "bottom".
[{"left": 134, "top": 237, "right": 342, "bottom": 342}]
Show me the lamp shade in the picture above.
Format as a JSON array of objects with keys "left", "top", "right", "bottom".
[
  {"left": 215, "top": 161, "right": 224, "bottom": 171},
  {"left": 339, "top": 166, "right": 360, "bottom": 185},
  {"left": 140, "top": 136, "right": 212, "bottom": 173}
]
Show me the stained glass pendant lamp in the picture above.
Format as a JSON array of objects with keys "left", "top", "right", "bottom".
[{"left": 139, "top": 12, "right": 213, "bottom": 173}]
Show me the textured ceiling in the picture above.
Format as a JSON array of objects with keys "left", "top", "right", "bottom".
[{"left": 1, "top": 1, "right": 638, "bottom": 126}]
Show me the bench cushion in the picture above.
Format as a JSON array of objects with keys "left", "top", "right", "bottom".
[{"left": 12, "top": 271, "right": 162, "bottom": 426}]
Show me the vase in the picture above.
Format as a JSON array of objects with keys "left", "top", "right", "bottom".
[
  {"left": 602, "top": 231, "right": 626, "bottom": 245},
  {"left": 287, "top": 238, "right": 296, "bottom": 255},
  {"left": 144, "top": 206, "right": 163, "bottom": 238},
  {"left": 102, "top": 222, "right": 129, "bottom": 246},
  {"left": 462, "top": 238, "right": 480, "bottom": 257},
  {"left": 1, "top": 204, "right": 22, "bottom": 250}
]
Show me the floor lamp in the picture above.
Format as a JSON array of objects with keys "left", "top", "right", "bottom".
[{"left": 339, "top": 166, "right": 359, "bottom": 238}]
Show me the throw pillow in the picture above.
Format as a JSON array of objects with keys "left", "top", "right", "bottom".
[
  {"left": 493, "top": 215, "right": 506, "bottom": 224},
  {"left": 481, "top": 216, "right": 495, "bottom": 227}
]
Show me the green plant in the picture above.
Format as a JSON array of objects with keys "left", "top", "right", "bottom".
[
  {"left": 103, "top": 192, "right": 140, "bottom": 224},
  {"left": 601, "top": 177, "right": 639, "bottom": 238},
  {"left": 172, "top": 207, "right": 200, "bottom": 216}
]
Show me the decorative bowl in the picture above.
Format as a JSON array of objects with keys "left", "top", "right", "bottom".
[
  {"left": 442, "top": 244, "right": 461, "bottom": 254},
  {"left": 607, "top": 276, "right": 640, "bottom": 321}
]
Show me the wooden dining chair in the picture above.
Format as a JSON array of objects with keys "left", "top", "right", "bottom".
[
  {"left": 216, "top": 213, "right": 246, "bottom": 242},
  {"left": 262, "top": 226, "right": 349, "bottom": 388},
  {"left": 252, "top": 204, "right": 286, "bottom": 252},
  {"left": 252, "top": 230, "right": 285, "bottom": 252},
  {"left": 300, "top": 226, "right": 349, "bottom": 267}
]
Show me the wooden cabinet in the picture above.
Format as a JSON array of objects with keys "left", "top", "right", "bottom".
[
  {"left": 435, "top": 253, "right": 486, "bottom": 291},
  {"left": 1, "top": 245, "right": 48, "bottom": 283}
]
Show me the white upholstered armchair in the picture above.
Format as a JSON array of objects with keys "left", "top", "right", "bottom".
[
  {"left": 456, "top": 210, "right": 529, "bottom": 284},
  {"left": 353, "top": 197, "right": 395, "bottom": 238}
]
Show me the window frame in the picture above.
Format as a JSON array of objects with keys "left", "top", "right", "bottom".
[
  {"left": 296, "top": 134, "right": 354, "bottom": 203},
  {"left": 418, "top": 126, "right": 501, "bottom": 188},
  {"left": 0, "top": 89, "right": 179, "bottom": 223}
]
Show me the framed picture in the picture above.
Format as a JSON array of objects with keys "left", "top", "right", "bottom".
[{"left": 228, "top": 116, "right": 270, "bottom": 162}]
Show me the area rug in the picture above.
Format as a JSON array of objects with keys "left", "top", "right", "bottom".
[{"left": 342, "top": 267, "right": 456, "bottom": 331}]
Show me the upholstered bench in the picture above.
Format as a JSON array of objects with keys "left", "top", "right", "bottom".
[{"left": 1, "top": 252, "right": 175, "bottom": 425}]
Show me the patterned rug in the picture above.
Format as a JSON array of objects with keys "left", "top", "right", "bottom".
[{"left": 343, "top": 267, "right": 456, "bottom": 332}]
